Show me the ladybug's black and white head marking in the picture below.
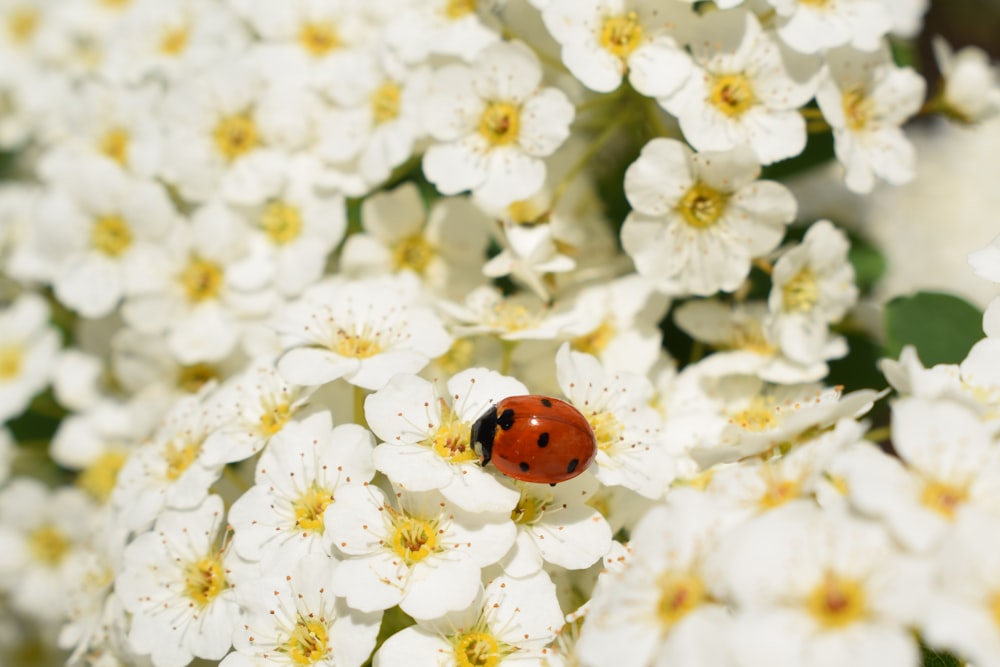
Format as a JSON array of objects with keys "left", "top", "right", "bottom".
[{"left": 470, "top": 403, "right": 498, "bottom": 466}]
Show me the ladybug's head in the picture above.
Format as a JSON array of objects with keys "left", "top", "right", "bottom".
[{"left": 470, "top": 404, "right": 498, "bottom": 467}]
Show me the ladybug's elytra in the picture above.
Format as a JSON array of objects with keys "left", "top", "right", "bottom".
[{"left": 471, "top": 395, "right": 597, "bottom": 484}]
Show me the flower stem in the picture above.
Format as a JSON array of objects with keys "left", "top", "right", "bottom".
[{"left": 500, "top": 339, "right": 518, "bottom": 376}]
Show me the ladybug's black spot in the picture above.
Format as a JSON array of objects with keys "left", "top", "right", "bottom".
[
  {"left": 540, "top": 398, "right": 553, "bottom": 407},
  {"left": 498, "top": 408, "right": 515, "bottom": 430},
  {"left": 519, "top": 462, "right": 530, "bottom": 472},
  {"left": 566, "top": 458, "right": 579, "bottom": 474},
  {"left": 537, "top": 432, "right": 549, "bottom": 448}
]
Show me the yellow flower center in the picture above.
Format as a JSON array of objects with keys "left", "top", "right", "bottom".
[
  {"left": 454, "top": 631, "right": 500, "bottom": 667},
  {"left": 758, "top": 476, "right": 799, "bottom": 510},
  {"left": 678, "top": 182, "right": 728, "bottom": 229},
  {"left": 389, "top": 515, "right": 439, "bottom": 565},
  {"left": 77, "top": 450, "right": 127, "bottom": 503},
  {"left": 506, "top": 199, "right": 547, "bottom": 225},
  {"left": 284, "top": 617, "right": 330, "bottom": 665},
  {"left": 479, "top": 102, "right": 521, "bottom": 147},
  {"left": 572, "top": 320, "right": 616, "bottom": 356},
  {"left": 7, "top": 8, "right": 39, "bottom": 44},
  {"left": 177, "top": 363, "right": 217, "bottom": 393},
  {"left": 487, "top": 301, "right": 537, "bottom": 333},
  {"left": 392, "top": 234, "right": 434, "bottom": 274},
  {"left": 656, "top": 570, "right": 707, "bottom": 628},
  {"left": 98, "top": 127, "right": 130, "bottom": 166},
  {"left": 600, "top": 12, "right": 643, "bottom": 59},
  {"left": 159, "top": 26, "right": 189, "bottom": 56},
  {"left": 445, "top": 0, "right": 476, "bottom": 19},
  {"left": 782, "top": 266, "right": 819, "bottom": 313},
  {"left": 371, "top": 82, "right": 401, "bottom": 125},
  {"left": 730, "top": 319, "right": 776, "bottom": 355},
  {"left": 259, "top": 402, "right": 292, "bottom": 437},
  {"left": 164, "top": 440, "right": 200, "bottom": 481},
  {"left": 92, "top": 215, "right": 133, "bottom": 257},
  {"left": 428, "top": 403, "right": 478, "bottom": 464},
  {"left": 729, "top": 398, "right": 779, "bottom": 433},
  {"left": 921, "top": 479, "right": 968, "bottom": 519},
  {"left": 100, "top": 0, "right": 131, "bottom": 8},
  {"left": 29, "top": 525, "right": 70, "bottom": 565},
  {"left": 842, "top": 88, "right": 872, "bottom": 131},
  {"left": 299, "top": 22, "right": 340, "bottom": 56},
  {"left": 807, "top": 573, "right": 867, "bottom": 628},
  {"left": 710, "top": 74, "right": 755, "bottom": 118},
  {"left": 588, "top": 410, "right": 624, "bottom": 453},
  {"left": 180, "top": 257, "right": 224, "bottom": 302},
  {"left": 0, "top": 344, "right": 23, "bottom": 379},
  {"left": 293, "top": 486, "right": 334, "bottom": 534},
  {"left": 510, "top": 494, "right": 547, "bottom": 525},
  {"left": 213, "top": 113, "right": 259, "bottom": 162},
  {"left": 183, "top": 555, "right": 227, "bottom": 606},
  {"left": 334, "top": 328, "right": 383, "bottom": 359},
  {"left": 261, "top": 200, "right": 303, "bottom": 245},
  {"left": 990, "top": 592, "right": 1000, "bottom": 632}
]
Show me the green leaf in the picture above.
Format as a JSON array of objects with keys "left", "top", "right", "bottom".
[
  {"left": 883, "top": 292, "right": 983, "bottom": 366},
  {"left": 921, "top": 644, "right": 962, "bottom": 667}
]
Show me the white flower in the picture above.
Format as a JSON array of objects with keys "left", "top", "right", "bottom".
[
  {"left": 816, "top": 45, "right": 925, "bottom": 193},
  {"left": 880, "top": 0, "right": 929, "bottom": 38},
  {"left": 316, "top": 56, "right": 431, "bottom": 188},
  {"left": 541, "top": 0, "right": 694, "bottom": 96},
  {"left": 766, "top": 0, "right": 892, "bottom": 54},
  {"left": 159, "top": 62, "right": 311, "bottom": 205},
  {"left": 556, "top": 344, "right": 675, "bottom": 499},
  {"left": 384, "top": 0, "right": 500, "bottom": 65},
  {"left": 422, "top": 40, "right": 575, "bottom": 207},
  {"left": 621, "top": 138, "right": 797, "bottom": 296},
  {"left": 228, "top": 410, "right": 375, "bottom": 566},
  {"left": 200, "top": 361, "right": 315, "bottom": 465},
  {"left": 673, "top": 299, "right": 847, "bottom": 384},
  {"left": 324, "top": 486, "right": 516, "bottom": 620},
  {"left": 483, "top": 218, "right": 576, "bottom": 301},
  {"left": 36, "top": 159, "right": 176, "bottom": 318},
  {"left": 440, "top": 286, "right": 566, "bottom": 341},
  {"left": 660, "top": 9, "right": 821, "bottom": 165},
  {"left": 554, "top": 274, "right": 670, "bottom": 376},
  {"left": 111, "top": 391, "right": 222, "bottom": 532},
  {"left": 116, "top": 495, "right": 238, "bottom": 667},
  {"left": 374, "top": 570, "right": 565, "bottom": 667},
  {"left": 222, "top": 553, "right": 381, "bottom": 667},
  {"left": 577, "top": 489, "right": 745, "bottom": 667},
  {"left": 122, "top": 201, "right": 277, "bottom": 365},
  {"left": 713, "top": 502, "right": 925, "bottom": 667},
  {"left": 500, "top": 473, "right": 612, "bottom": 577},
  {"left": 339, "top": 183, "right": 491, "bottom": 299},
  {"left": 0, "top": 478, "right": 98, "bottom": 624},
  {"left": 766, "top": 220, "right": 858, "bottom": 368},
  {"left": 365, "top": 368, "right": 525, "bottom": 514},
  {"left": 922, "top": 508, "right": 1000, "bottom": 667},
  {"left": 0, "top": 293, "right": 60, "bottom": 423},
  {"left": 836, "top": 396, "right": 1000, "bottom": 552},
  {"left": 932, "top": 37, "right": 1000, "bottom": 124},
  {"left": 276, "top": 274, "right": 452, "bottom": 390}
]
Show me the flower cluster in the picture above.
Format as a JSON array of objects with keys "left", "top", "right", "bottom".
[{"left": 0, "top": 1, "right": 999, "bottom": 666}]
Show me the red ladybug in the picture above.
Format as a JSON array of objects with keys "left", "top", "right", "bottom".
[{"left": 471, "top": 395, "right": 597, "bottom": 484}]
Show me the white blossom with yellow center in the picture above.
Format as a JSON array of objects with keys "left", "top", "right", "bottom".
[
  {"left": 325, "top": 486, "right": 516, "bottom": 620},
  {"left": 556, "top": 344, "right": 676, "bottom": 499},
  {"left": 116, "top": 495, "right": 241, "bottom": 667},
  {"left": 766, "top": 220, "right": 859, "bottom": 370},
  {"left": 276, "top": 273, "right": 452, "bottom": 390},
  {"left": 375, "top": 570, "right": 565, "bottom": 666},
  {"left": 767, "top": 0, "right": 892, "bottom": 54},
  {"left": 542, "top": 0, "right": 694, "bottom": 95},
  {"left": 224, "top": 554, "right": 381, "bottom": 667},
  {"left": 383, "top": 0, "right": 499, "bottom": 65},
  {"left": 621, "top": 137, "right": 797, "bottom": 297},
  {"left": 228, "top": 411, "right": 375, "bottom": 567},
  {"left": 816, "top": 45, "right": 925, "bottom": 193},
  {"left": 0, "top": 293, "right": 60, "bottom": 423},
  {"left": 660, "top": 9, "right": 822, "bottom": 165},
  {"left": 366, "top": 367, "right": 525, "bottom": 514},
  {"left": 422, "top": 40, "right": 575, "bottom": 208},
  {"left": 713, "top": 501, "right": 925, "bottom": 667}
]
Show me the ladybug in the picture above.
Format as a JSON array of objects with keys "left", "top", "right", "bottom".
[{"left": 471, "top": 395, "right": 597, "bottom": 484}]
